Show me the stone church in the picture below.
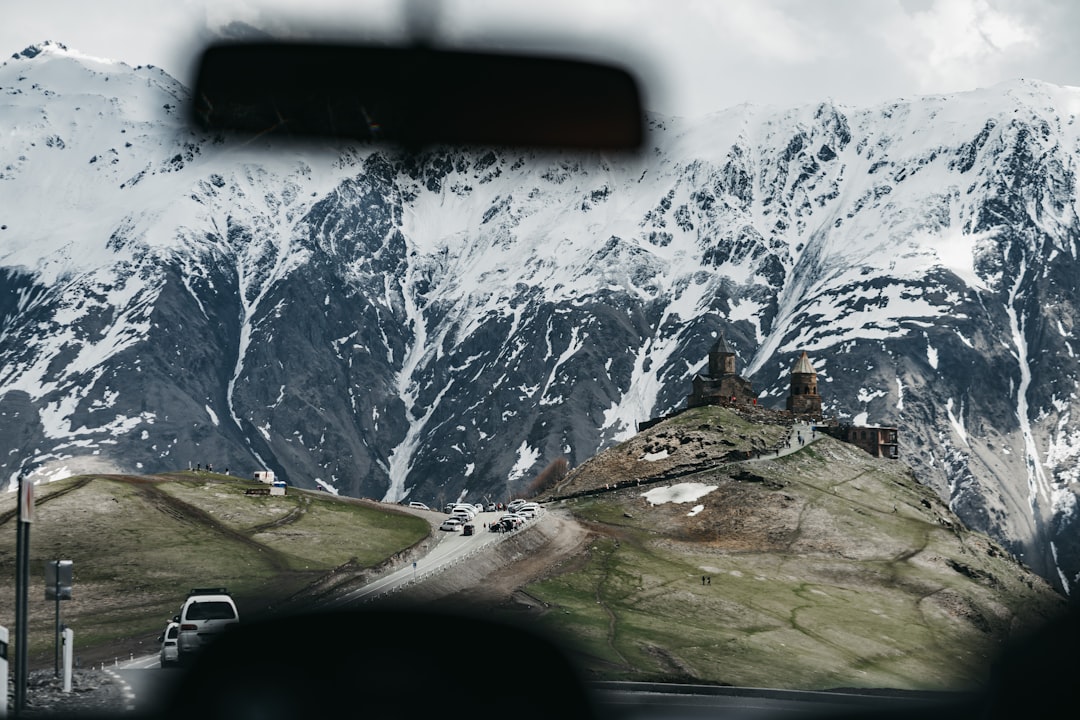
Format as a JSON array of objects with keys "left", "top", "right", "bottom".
[
  {"left": 686, "top": 333, "right": 756, "bottom": 408},
  {"left": 645, "top": 336, "right": 899, "bottom": 460}
]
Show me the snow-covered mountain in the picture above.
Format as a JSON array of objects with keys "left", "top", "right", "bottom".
[{"left": 3, "top": 42, "right": 1079, "bottom": 592}]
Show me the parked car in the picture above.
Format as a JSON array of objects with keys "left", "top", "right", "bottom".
[
  {"left": 175, "top": 588, "right": 239, "bottom": 664},
  {"left": 408, "top": 501, "right": 429, "bottom": 510},
  {"left": 486, "top": 503, "right": 497, "bottom": 512},
  {"left": 158, "top": 621, "right": 180, "bottom": 667},
  {"left": 440, "top": 518, "right": 462, "bottom": 531}
]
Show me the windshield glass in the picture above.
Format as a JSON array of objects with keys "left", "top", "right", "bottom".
[{"left": 1, "top": 1, "right": 1078, "bottom": 716}]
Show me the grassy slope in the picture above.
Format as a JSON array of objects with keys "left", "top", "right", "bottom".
[
  {"left": 0, "top": 472, "right": 428, "bottom": 665},
  {"left": 524, "top": 407, "right": 1066, "bottom": 690}
]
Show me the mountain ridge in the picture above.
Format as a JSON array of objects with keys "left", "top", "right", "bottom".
[{"left": 2, "top": 42, "right": 1079, "bottom": 593}]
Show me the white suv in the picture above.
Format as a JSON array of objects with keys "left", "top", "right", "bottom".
[
  {"left": 158, "top": 621, "right": 179, "bottom": 667},
  {"left": 175, "top": 588, "right": 239, "bottom": 663}
]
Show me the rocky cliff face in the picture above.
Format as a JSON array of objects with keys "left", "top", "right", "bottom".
[{"left": 2, "top": 42, "right": 1078, "bottom": 591}]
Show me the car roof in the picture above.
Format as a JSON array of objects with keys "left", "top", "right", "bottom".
[{"left": 184, "top": 594, "right": 235, "bottom": 604}]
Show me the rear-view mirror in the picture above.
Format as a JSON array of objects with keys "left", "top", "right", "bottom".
[{"left": 191, "top": 42, "right": 644, "bottom": 151}]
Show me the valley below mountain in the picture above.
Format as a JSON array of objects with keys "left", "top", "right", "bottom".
[{"left": 0, "top": 405, "right": 1063, "bottom": 692}]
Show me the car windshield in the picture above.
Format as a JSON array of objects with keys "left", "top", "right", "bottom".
[{"left": 2, "top": 1, "right": 1079, "bottom": 717}]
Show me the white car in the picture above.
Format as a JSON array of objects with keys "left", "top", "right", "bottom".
[
  {"left": 440, "top": 518, "right": 462, "bottom": 531},
  {"left": 408, "top": 501, "right": 429, "bottom": 510},
  {"left": 507, "top": 500, "right": 527, "bottom": 512},
  {"left": 175, "top": 588, "right": 239, "bottom": 664},
  {"left": 158, "top": 621, "right": 179, "bottom": 667}
]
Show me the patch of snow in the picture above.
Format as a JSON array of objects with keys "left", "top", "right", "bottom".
[
  {"left": 687, "top": 504, "right": 705, "bottom": 517},
  {"left": 852, "top": 412, "right": 869, "bottom": 426},
  {"left": 641, "top": 449, "right": 669, "bottom": 462},
  {"left": 642, "top": 482, "right": 718, "bottom": 506},
  {"left": 506, "top": 441, "right": 540, "bottom": 483},
  {"left": 313, "top": 477, "right": 339, "bottom": 495},
  {"left": 945, "top": 397, "right": 968, "bottom": 445},
  {"left": 857, "top": 387, "right": 886, "bottom": 404},
  {"left": 205, "top": 404, "right": 219, "bottom": 426}
]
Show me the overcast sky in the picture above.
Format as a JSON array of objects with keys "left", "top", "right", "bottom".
[{"left": 5, "top": 0, "right": 1080, "bottom": 117}]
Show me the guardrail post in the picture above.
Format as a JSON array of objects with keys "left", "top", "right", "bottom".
[
  {"left": 62, "top": 627, "right": 73, "bottom": 693},
  {"left": 0, "top": 625, "right": 8, "bottom": 717}
]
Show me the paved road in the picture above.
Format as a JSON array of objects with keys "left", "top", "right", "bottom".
[
  {"left": 593, "top": 682, "right": 971, "bottom": 719},
  {"left": 113, "top": 667, "right": 181, "bottom": 714},
  {"left": 324, "top": 509, "right": 534, "bottom": 606}
]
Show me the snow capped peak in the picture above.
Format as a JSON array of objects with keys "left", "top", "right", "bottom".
[
  {"left": 6, "top": 40, "right": 125, "bottom": 72},
  {"left": 10, "top": 41, "right": 69, "bottom": 60}
]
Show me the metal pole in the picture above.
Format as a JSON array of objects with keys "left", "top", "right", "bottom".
[{"left": 14, "top": 476, "right": 30, "bottom": 715}]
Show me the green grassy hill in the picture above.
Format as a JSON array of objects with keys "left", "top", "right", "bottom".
[
  {"left": 0, "top": 472, "right": 429, "bottom": 666},
  {"left": 522, "top": 406, "right": 1065, "bottom": 690},
  {"left": 0, "top": 406, "right": 1064, "bottom": 691}
]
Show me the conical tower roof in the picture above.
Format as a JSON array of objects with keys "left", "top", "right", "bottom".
[
  {"left": 792, "top": 351, "right": 816, "bottom": 375},
  {"left": 711, "top": 331, "right": 735, "bottom": 355}
]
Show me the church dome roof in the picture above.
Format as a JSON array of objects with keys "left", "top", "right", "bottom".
[{"left": 792, "top": 351, "right": 816, "bottom": 375}]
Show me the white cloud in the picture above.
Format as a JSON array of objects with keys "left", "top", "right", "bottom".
[
  {"left": 892, "top": 0, "right": 1039, "bottom": 95},
  {"left": 4, "top": 0, "right": 1077, "bottom": 116}
]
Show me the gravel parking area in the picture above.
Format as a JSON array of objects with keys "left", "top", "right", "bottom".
[{"left": 11, "top": 669, "right": 129, "bottom": 716}]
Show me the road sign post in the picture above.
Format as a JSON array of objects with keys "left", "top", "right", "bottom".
[{"left": 46, "top": 560, "right": 74, "bottom": 677}]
